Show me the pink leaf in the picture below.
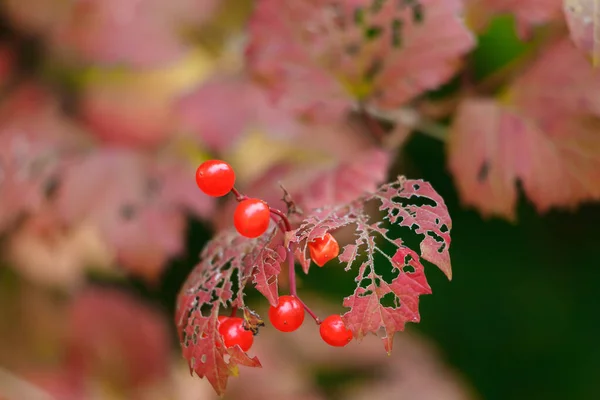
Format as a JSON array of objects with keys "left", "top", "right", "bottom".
[
  {"left": 449, "top": 98, "right": 600, "bottom": 220},
  {"left": 449, "top": 40, "right": 600, "bottom": 219},
  {"left": 66, "top": 287, "right": 171, "bottom": 389},
  {"left": 176, "top": 227, "right": 286, "bottom": 394},
  {"left": 564, "top": 0, "right": 600, "bottom": 67},
  {"left": 55, "top": 149, "right": 213, "bottom": 280},
  {"left": 4, "top": 0, "right": 218, "bottom": 67},
  {"left": 289, "top": 177, "right": 452, "bottom": 351},
  {"left": 247, "top": 0, "right": 474, "bottom": 118},
  {"left": 0, "top": 84, "right": 83, "bottom": 233}
]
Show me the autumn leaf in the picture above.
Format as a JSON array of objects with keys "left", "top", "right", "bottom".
[
  {"left": 448, "top": 39, "right": 600, "bottom": 220},
  {"left": 288, "top": 177, "right": 452, "bottom": 352},
  {"left": 176, "top": 227, "right": 285, "bottom": 395},
  {"left": 55, "top": 149, "right": 214, "bottom": 281},
  {"left": 564, "top": 0, "right": 600, "bottom": 67},
  {"left": 66, "top": 288, "right": 171, "bottom": 389},
  {"left": 246, "top": 0, "right": 474, "bottom": 120}
]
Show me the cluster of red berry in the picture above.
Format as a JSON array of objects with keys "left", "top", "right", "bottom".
[{"left": 196, "top": 160, "right": 353, "bottom": 351}]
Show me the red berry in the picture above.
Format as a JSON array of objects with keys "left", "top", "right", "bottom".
[
  {"left": 268, "top": 295, "right": 305, "bottom": 332},
  {"left": 319, "top": 315, "right": 352, "bottom": 347},
  {"left": 234, "top": 198, "right": 271, "bottom": 238},
  {"left": 196, "top": 160, "right": 235, "bottom": 197},
  {"left": 308, "top": 233, "right": 339, "bottom": 267},
  {"left": 217, "top": 317, "right": 253, "bottom": 352}
]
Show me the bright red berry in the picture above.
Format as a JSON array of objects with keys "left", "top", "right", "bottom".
[
  {"left": 268, "top": 295, "right": 305, "bottom": 332},
  {"left": 217, "top": 317, "right": 253, "bottom": 352},
  {"left": 319, "top": 315, "right": 352, "bottom": 347},
  {"left": 196, "top": 160, "right": 235, "bottom": 197},
  {"left": 308, "top": 233, "right": 339, "bottom": 267},
  {"left": 234, "top": 198, "right": 271, "bottom": 238}
]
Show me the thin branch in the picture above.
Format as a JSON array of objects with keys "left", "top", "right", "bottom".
[{"left": 287, "top": 245, "right": 321, "bottom": 324}]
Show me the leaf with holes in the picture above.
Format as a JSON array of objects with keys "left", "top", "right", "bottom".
[
  {"left": 564, "top": 0, "right": 600, "bottom": 67},
  {"left": 246, "top": 0, "right": 474, "bottom": 119},
  {"left": 175, "top": 227, "right": 285, "bottom": 395},
  {"left": 288, "top": 177, "right": 452, "bottom": 352}
]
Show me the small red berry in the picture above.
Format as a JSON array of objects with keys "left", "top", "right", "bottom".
[
  {"left": 308, "top": 233, "right": 339, "bottom": 267},
  {"left": 196, "top": 160, "right": 235, "bottom": 197},
  {"left": 234, "top": 198, "right": 271, "bottom": 238},
  {"left": 218, "top": 317, "right": 253, "bottom": 352},
  {"left": 268, "top": 295, "right": 305, "bottom": 332},
  {"left": 319, "top": 315, "right": 352, "bottom": 347}
]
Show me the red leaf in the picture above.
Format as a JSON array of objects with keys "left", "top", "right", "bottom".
[
  {"left": 449, "top": 40, "right": 600, "bottom": 219},
  {"left": 564, "top": 0, "right": 600, "bottom": 67},
  {"left": 288, "top": 177, "right": 452, "bottom": 351},
  {"left": 176, "top": 227, "right": 285, "bottom": 394}
]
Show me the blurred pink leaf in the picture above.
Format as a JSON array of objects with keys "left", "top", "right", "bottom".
[
  {"left": 66, "top": 288, "right": 171, "bottom": 390},
  {"left": 4, "top": 0, "right": 218, "bottom": 67},
  {"left": 564, "top": 0, "right": 600, "bottom": 66},
  {"left": 5, "top": 214, "right": 114, "bottom": 289},
  {"left": 0, "top": 84, "right": 83, "bottom": 234},
  {"left": 80, "top": 80, "right": 174, "bottom": 149},
  {"left": 55, "top": 149, "right": 214, "bottom": 281},
  {"left": 247, "top": 0, "right": 474, "bottom": 119},
  {"left": 449, "top": 39, "right": 600, "bottom": 219},
  {"left": 176, "top": 74, "right": 303, "bottom": 153}
]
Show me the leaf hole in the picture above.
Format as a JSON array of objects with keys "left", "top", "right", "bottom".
[
  {"left": 200, "top": 354, "right": 207, "bottom": 364},
  {"left": 364, "top": 25, "right": 383, "bottom": 40},
  {"left": 403, "top": 264, "right": 415, "bottom": 274},
  {"left": 440, "top": 224, "right": 449, "bottom": 233},
  {"left": 358, "top": 278, "right": 372, "bottom": 288},
  {"left": 391, "top": 18, "right": 403, "bottom": 48},
  {"left": 380, "top": 292, "right": 398, "bottom": 308}
]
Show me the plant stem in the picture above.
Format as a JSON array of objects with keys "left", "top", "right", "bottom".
[
  {"left": 287, "top": 246, "right": 321, "bottom": 324},
  {"left": 230, "top": 185, "right": 319, "bottom": 323},
  {"left": 231, "top": 187, "right": 247, "bottom": 202},
  {"left": 363, "top": 106, "right": 449, "bottom": 142},
  {"left": 230, "top": 306, "right": 238, "bottom": 317},
  {"left": 359, "top": 104, "right": 386, "bottom": 145},
  {"left": 269, "top": 208, "right": 292, "bottom": 232}
]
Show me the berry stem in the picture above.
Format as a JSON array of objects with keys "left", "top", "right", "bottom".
[
  {"left": 287, "top": 245, "right": 321, "bottom": 324},
  {"left": 230, "top": 184, "right": 318, "bottom": 323},
  {"left": 269, "top": 208, "right": 292, "bottom": 232},
  {"left": 230, "top": 306, "right": 238, "bottom": 317},
  {"left": 231, "top": 187, "right": 248, "bottom": 202}
]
